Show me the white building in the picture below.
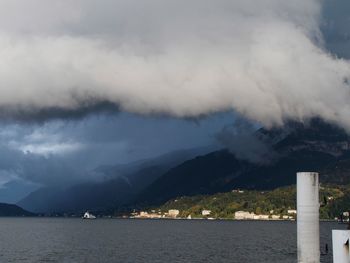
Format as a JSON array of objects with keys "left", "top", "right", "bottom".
[
  {"left": 139, "top": 211, "right": 148, "bottom": 217},
  {"left": 168, "top": 209, "right": 180, "bottom": 217},
  {"left": 259, "top": 215, "right": 269, "bottom": 220},
  {"left": 232, "top": 189, "right": 244, "bottom": 193},
  {"left": 137, "top": 211, "right": 162, "bottom": 219},
  {"left": 202, "top": 210, "right": 211, "bottom": 216},
  {"left": 287, "top": 209, "right": 297, "bottom": 214},
  {"left": 254, "top": 215, "right": 269, "bottom": 220},
  {"left": 235, "top": 211, "right": 271, "bottom": 220},
  {"left": 234, "top": 211, "right": 255, "bottom": 220}
]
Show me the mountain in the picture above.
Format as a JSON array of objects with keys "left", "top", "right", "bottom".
[
  {"left": 19, "top": 118, "right": 350, "bottom": 213},
  {"left": 0, "top": 203, "right": 35, "bottom": 217},
  {"left": 0, "top": 180, "right": 39, "bottom": 204},
  {"left": 17, "top": 177, "right": 134, "bottom": 214},
  {"left": 137, "top": 119, "right": 350, "bottom": 205},
  {"left": 18, "top": 146, "right": 217, "bottom": 213}
]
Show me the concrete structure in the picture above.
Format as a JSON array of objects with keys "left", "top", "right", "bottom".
[
  {"left": 332, "top": 230, "right": 350, "bottom": 263},
  {"left": 297, "top": 172, "right": 320, "bottom": 263},
  {"left": 288, "top": 209, "right": 297, "bottom": 214}
]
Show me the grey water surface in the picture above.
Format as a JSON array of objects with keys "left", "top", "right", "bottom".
[{"left": 0, "top": 218, "right": 344, "bottom": 263}]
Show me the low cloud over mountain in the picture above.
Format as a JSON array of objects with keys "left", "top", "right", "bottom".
[{"left": 0, "top": 0, "right": 348, "bottom": 130}]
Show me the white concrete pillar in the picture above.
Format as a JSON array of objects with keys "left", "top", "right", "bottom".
[
  {"left": 297, "top": 172, "right": 320, "bottom": 263},
  {"left": 332, "top": 230, "right": 350, "bottom": 263}
]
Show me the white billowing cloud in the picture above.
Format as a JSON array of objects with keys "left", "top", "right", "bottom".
[
  {"left": 5, "top": 125, "right": 83, "bottom": 156},
  {"left": 0, "top": 0, "right": 349, "bottom": 128}
]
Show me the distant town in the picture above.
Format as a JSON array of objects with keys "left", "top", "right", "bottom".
[
  {"left": 123, "top": 185, "right": 350, "bottom": 221},
  {"left": 130, "top": 208, "right": 297, "bottom": 221}
]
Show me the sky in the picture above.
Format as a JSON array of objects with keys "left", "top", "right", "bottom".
[
  {"left": 0, "top": 112, "right": 234, "bottom": 202},
  {"left": 0, "top": 0, "right": 349, "bottom": 203}
]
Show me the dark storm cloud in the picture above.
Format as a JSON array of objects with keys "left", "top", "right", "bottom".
[
  {"left": 322, "top": 0, "right": 350, "bottom": 59},
  {"left": 0, "top": 101, "right": 119, "bottom": 123}
]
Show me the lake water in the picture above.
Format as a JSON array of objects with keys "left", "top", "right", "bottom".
[{"left": 0, "top": 218, "right": 345, "bottom": 263}]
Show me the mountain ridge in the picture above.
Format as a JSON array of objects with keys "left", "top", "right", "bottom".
[
  {"left": 136, "top": 119, "right": 350, "bottom": 205},
  {"left": 0, "top": 203, "right": 34, "bottom": 217},
  {"left": 18, "top": 146, "right": 217, "bottom": 213},
  {"left": 18, "top": 119, "right": 350, "bottom": 213}
]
